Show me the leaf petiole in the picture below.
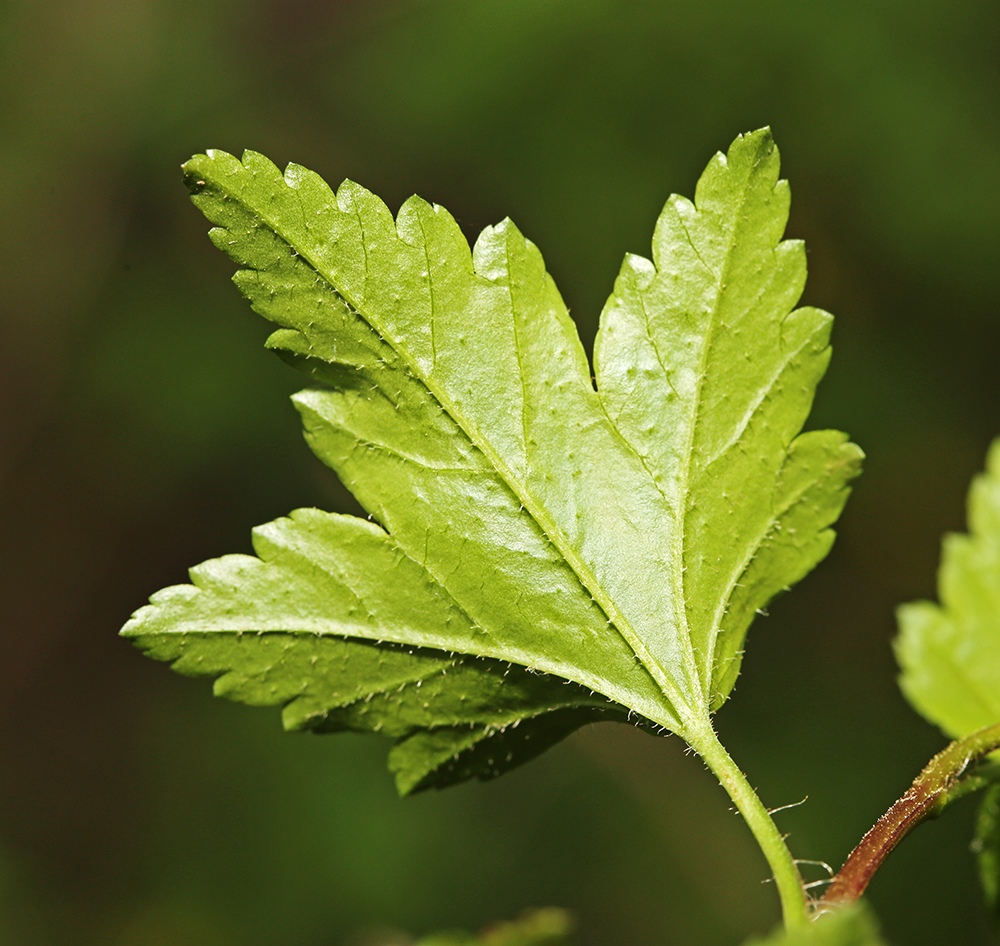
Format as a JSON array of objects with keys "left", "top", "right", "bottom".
[{"left": 686, "top": 716, "right": 810, "bottom": 929}]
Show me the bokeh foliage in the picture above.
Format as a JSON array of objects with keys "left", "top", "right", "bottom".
[{"left": 1, "top": 1, "right": 998, "bottom": 944}]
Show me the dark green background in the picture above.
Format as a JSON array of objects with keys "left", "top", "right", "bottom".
[{"left": 2, "top": 1, "right": 998, "bottom": 943}]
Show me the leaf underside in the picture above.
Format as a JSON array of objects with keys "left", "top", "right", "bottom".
[
  {"left": 896, "top": 438, "right": 1000, "bottom": 739},
  {"left": 123, "top": 129, "right": 861, "bottom": 793}
]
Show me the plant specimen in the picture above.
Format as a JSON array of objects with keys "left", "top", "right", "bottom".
[{"left": 123, "top": 129, "right": 1000, "bottom": 945}]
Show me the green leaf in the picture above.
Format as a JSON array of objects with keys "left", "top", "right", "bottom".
[
  {"left": 896, "top": 441, "right": 1000, "bottom": 931},
  {"left": 123, "top": 129, "right": 860, "bottom": 791},
  {"left": 896, "top": 438, "right": 1000, "bottom": 738},
  {"left": 129, "top": 509, "right": 623, "bottom": 795},
  {"left": 741, "top": 903, "right": 886, "bottom": 946}
]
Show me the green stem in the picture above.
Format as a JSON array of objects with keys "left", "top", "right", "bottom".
[
  {"left": 821, "top": 721, "right": 1000, "bottom": 908},
  {"left": 686, "top": 717, "right": 809, "bottom": 929}
]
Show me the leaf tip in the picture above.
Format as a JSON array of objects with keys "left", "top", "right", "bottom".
[
  {"left": 181, "top": 155, "right": 209, "bottom": 193},
  {"left": 734, "top": 125, "right": 775, "bottom": 152}
]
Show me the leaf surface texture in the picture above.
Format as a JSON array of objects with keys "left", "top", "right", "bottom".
[{"left": 124, "top": 130, "right": 860, "bottom": 791}]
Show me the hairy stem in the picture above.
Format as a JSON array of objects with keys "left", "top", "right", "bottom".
[
  {"left": 686, "top": 717, "right": 809, "bottom": 929},
  {"left": 821, "top": 721, "right": 1000, "bottom": 908}
]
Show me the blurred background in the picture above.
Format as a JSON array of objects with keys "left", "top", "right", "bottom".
[{"left": 1, "top": 0, "right": 998, "bottom": 943}]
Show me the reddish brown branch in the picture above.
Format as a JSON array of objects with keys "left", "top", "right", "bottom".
[{"left": 821, "top": 721, "right": 1000, "bottom": 908}]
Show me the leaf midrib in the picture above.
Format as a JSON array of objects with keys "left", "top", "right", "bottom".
[{"left": 668, "top": 177, "right": 755, "bottom": 704}]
